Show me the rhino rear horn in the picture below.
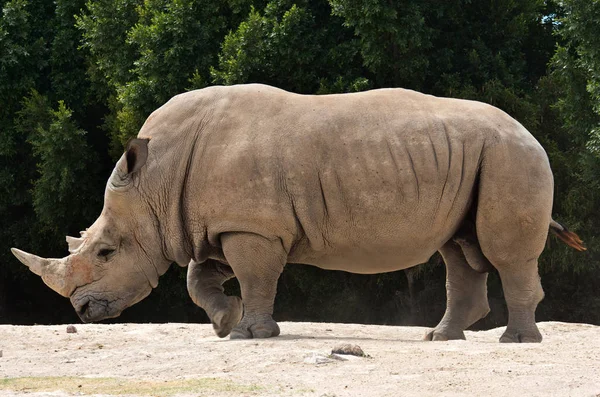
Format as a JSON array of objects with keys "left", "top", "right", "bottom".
[
  {"left": 66, "top": 236, "right": 84, "bottom": 254},
  {"left": 10, "top": 248, "right": 73, "bottom": 297}
]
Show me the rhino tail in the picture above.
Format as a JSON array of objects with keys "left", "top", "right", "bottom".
[{"left": 549, "top": 219, "right": 586, "bottom": 252}]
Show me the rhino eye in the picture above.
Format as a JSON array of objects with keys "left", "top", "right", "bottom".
[{"left": 97, "top": 248, "right": 115, "bottom": 259}]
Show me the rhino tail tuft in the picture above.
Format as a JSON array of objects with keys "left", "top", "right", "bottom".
[{"left": 549, "top": 220, "right": 586, "bottom": 252}]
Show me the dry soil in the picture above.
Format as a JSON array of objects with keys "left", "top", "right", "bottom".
[{"left": 0, "top": 321, "right": 599, "bottom": 396}]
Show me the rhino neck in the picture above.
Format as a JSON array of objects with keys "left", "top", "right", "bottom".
[
  {"left": 137, "top": 96, "right": 217, "bottom": 268},
  {"left": 154, "top": 176, "right": 198, "bottom": 268},
  {"left": 153, "top": 137, "right": 209, "bottom": 268}
]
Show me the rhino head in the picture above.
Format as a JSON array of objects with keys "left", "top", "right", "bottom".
[{"left": 11, "top": 138, "right": 172, "bottom": 322}]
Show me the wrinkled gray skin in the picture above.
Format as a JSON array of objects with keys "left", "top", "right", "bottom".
[{"left": 13, "top": 84, "right": 570, "bottom": 342}]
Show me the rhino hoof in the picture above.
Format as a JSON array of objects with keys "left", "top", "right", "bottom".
[
  {"left": 212, "top": 296, "right": 243, "bottom": 338},
  {"left": 230, "top": 319, "right": 280, "bottom": 339},
  {"left": 423, "top": 328, "right": 466, "bottom": 341},
  {"left": 499, "top": 328, "right": 542, "bottom": 343},
  {"left": 250, "top": 320, "right": 280, "bottom": 338},
  {"left": 230, "top": 327, "right": 252, "bottom": 339}
]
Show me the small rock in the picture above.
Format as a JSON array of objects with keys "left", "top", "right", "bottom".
[
  {"left": 66, "top": 325, "right": 77, "bottom": 334},
  {"left": 331, "top": 344, "right": 366, "bottom": 357},
  {"left": 0, "top": 350, "right": 3, "bottom": 357}
]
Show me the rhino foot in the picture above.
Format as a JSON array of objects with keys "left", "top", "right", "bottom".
[
  {"left": 423, "top": 328, "right": 466, "bottom": 341},
  {"left": 499, "top": 327, "right": 542, "bottom": 343},
  {"left": 212, "top": 296, "right": 243, "bottom": 338},
  {"left": 230, "top": 318, "right": 280, "bottom": 339}
]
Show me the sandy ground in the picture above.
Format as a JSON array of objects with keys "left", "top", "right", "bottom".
[{"left": 0, "top": 321, "right": 598, "bottom": 397}]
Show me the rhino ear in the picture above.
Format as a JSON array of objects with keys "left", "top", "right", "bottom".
[
  {"left": 111, "top": 138, "right": 150, "bottom": 188},
  {"left": 125, "top": 138, "right": 150, "bottom": 175}
]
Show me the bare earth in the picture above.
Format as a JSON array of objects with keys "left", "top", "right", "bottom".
[{"left": 0, "top": 321, "right": 598, "bottom": 397}]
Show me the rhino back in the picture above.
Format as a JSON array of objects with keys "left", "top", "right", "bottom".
[{"left": 141, "top": 84, "right": 543, "bottom": 274}]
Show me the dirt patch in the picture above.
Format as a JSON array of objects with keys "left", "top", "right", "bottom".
[{"left": 0, "top": 322, "right": 598, "bottom": 396}]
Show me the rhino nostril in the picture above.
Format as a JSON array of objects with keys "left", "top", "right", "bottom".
[{"left": 77, "top": 301, "right": 90, "bottom": 318}]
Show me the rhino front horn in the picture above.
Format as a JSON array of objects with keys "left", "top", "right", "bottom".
[{"left": 10, "top": 248, "right": 72, "bottom": 297}]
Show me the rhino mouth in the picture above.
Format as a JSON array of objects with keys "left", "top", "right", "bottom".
[
  {"left": 71, "top": 283, "right": 152, "bottom": 323},
  {"left": 72, "top": 294, "right": 123, "bottom": 323}
]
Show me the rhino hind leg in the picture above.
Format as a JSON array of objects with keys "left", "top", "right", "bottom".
[
  {"left": 221, "top": 232, "right": 285, "bottom": 339},
  {"left": 495, "top": 263, "right": 544, "bottom": 343},
  {"left": 459, "top": 228, "right": 543, "bottom": 343},
  {"left": 474, "top": 151, "right": 551, "bottom": 343},
  {"left": 424, "top": 240, "right": 490, "bottom": 341},
  {"left": 187, "top": 260, "right": 243, "bottom": 338}
]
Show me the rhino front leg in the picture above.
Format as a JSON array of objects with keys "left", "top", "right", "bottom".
[
  {"left": 424, "top": 240, "right": 490, "bottom": 341},
  {"left": 187, "top": 260, "right": 243, "bottom": 338},
  {"left": 221, "top": 233, "right": 286, "bottom": 339}
]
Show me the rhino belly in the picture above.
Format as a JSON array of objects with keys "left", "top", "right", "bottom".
[
  {"left": 290, "top": 247, "right": 437, "bottom": 274},
  {"left": 285, "top": 208, "right": 453, "bottom": 274}
]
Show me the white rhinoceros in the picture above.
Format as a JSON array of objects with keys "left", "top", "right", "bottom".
[{"left": 12, "top": 84, "right": 585, "bottom": 342}]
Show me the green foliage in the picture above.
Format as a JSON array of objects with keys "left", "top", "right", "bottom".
[
  {"left": 76, "top": 0, "right": 141, "bottom": 92},
  {"left": 329, "top": 0, "right": 432, "bottom": 88},
  {"left": 78, "top": 0, "right": 234, "bottom": 152},
  {"left": 76, "top": 0, "right": 144, "bottom": 157},
  {"left": 542, "top": 0, "right": 600, "bottom": 279},
  {"left": 330, "top": 0, "right": 548, "bottom": 97},
  {"left": 0, "top": 0, "right": 105, "bottom": 324},
  {"left": 557, "top": 1, "right": 600, "bottom": 116},
  {"left": 50, "top": 0, "right": 88, "bottom": 113},
  {"left": 0, "top": 0, "right": 45, "bottom": 163},
  {"left": 17, "top": 92, "right": 101, "bottom": 233},
  {"left": 212, "top": 0, "right": 367, "bottom": 93},
  {"left": 116, "top": 0, "right": 229, "bottom": 142},
  {"left": 553, "top": 0, "right": 600, "bottom": 145},
  {"left": 0, "top": 0, "right": 49, "bottom": 258}
]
